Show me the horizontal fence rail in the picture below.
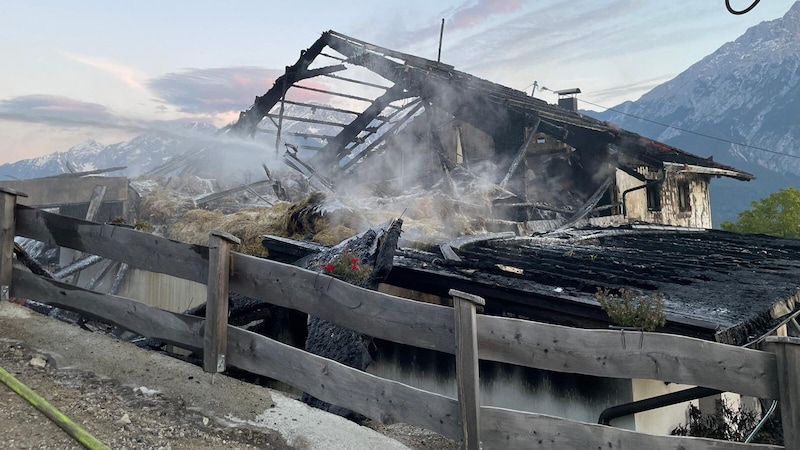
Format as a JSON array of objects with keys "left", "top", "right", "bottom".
[
  {"left": 15, "top": 206, "right": 209, "bottom": 284},
  {"left": 480, "top": 407, "right": 782, "bottom": 450},
  {"left": 12, "top": 205, "right": 784, "bottom": 397},
  {"left": 7, "top": 201, "right": 794, "bottom": 449},
  {"left": 11, "top": 267, "right": 784, "bottom": 449},
  {"left": 10, "top": 268, "right": 461, "bottom": 439},
  {"left": 477, "top": 315, "right": 780, "bottom": 399}
]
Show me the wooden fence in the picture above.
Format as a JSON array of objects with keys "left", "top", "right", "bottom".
[{"left": 1, "top": 187, "right": 797, "bottom": 450}]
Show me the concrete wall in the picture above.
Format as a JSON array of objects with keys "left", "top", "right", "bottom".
[
  {"left": 615, "top": 169, "right": 647, "bottom": 221},
  {"left": 631, "top": 379, "right": 696, "bottom": 435}
]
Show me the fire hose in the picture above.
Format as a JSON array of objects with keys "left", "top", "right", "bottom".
[{"left": 0, "top": 363, "right": 110, "bottom": 450}]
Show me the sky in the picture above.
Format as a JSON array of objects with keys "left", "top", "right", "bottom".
[{"left": 0, "top": 0, "right": 795, "bottom": 165}]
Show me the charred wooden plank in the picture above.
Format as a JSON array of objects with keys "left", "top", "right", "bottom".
[{"left": 15, "top": 206, "right": 209, "bottom": 284}]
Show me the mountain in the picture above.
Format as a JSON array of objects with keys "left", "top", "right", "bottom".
[
  {"left": 0, "top": 122, "right": 219, "bottom": 180},
  {"left": 0, "top": 104, "right": 355, "bottom": 183},
  {"left": 588, "top": 1, "right": 800, "bottom": 225}
]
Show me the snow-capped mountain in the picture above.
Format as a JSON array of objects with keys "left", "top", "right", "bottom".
[
  {"left": 0, "top": 122, "right": 219, "bottom": 180},
  {"left": 589, "top": 1, "right": 800, "bottom": 224},
  {"left": 0, "top": 103, "right": 358, "bottom": 183}
]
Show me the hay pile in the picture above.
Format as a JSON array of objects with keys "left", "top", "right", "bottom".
[
  {"left": 167, "top": 193, "right": 369, "bottom": 256},
  {"left": 167, "top": 204, "right": 293, "bottom": 256}
]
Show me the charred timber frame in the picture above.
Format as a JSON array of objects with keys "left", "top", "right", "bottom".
[
  {"left": 232, "top": 29, "right": 751, "bottom": 187},
  {"left": 230, "top": 33, "right": 341, "bottom": 137}
]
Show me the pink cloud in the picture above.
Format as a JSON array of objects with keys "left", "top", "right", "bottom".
[{"left": 450, "top": 0, "right": 523, "bottom": 30}]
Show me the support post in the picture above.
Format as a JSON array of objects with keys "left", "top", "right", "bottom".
[
  {"left": 203, "top": 230, "right": 241, "bottom": 373},
  {"left": 765, "top": 336, "right": 800, "bottom": 448},
  {"left": 450, "top": 289, "right": 484, "bottom": 450},
  {"left": 0, "top": 188, "right": 26, "bottom": 301},
  {"left": 499, "top": 118, "right": 540, "bottom": 189}
]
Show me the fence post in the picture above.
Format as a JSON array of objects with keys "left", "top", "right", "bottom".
[
  {"left": 450, "top": 289, "right": 484, "bottom": 450},
  {"left": 203, "top": 230, "right": 240, "bottom": 374},
  {"left": 765, "top": 336, "right": 800, "bottom": 448},
  {"left": 0, "top": 188, "right": 26, "bottom": 302}
]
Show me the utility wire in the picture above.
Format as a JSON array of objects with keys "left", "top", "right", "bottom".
[{"left": 576, "top": 97, "right": 800, "bottom": 160}]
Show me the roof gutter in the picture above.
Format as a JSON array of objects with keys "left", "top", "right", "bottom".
[{"left": 662, "top": 162, "right": 753, "bottom": 181}]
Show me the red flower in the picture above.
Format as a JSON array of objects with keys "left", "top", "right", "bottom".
[
  {"left": 322, "top": 263, "right": 335, "bottom": 273},
  {"left": 350, "top": 256, "right": 359, "bottom": 271}
]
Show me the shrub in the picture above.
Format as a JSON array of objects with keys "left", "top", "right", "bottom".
[
  {"left": 321, "top": 251, "right": 372, "bottom": 282},
  {"left": 671, "top": 400, "right": 782, "bottom": 445},
  {"left": 594, "top": 287, "right": 666, "bottom": 332}
]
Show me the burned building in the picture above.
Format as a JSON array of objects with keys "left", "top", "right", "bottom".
[{"left": 229, "top": 30, "right": 752, "bottom": 230}]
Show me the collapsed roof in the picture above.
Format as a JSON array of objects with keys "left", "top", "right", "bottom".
[
  {"left": 264, "top": 225, "right": 800, "bottom": 346},
  {"left": 228, "top": 30, "right": 753, "bottom": 185}
]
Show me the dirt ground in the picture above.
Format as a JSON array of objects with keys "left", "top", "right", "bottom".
[{"left": 0, "top": 301, "right": 456, "bottom": 449}]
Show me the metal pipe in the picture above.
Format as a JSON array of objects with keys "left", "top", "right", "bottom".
[
  {"left": 52, "top": 255, "right": 103, "bottom": 280},
  {"left": 438, "top": 19, "right": 445, "bottom": 62},
  {"left": 745, "top": 400, "right": 778, "bottom": 443},
  {"left": 598, "top": 386, "right": 721, "bottom": 426},
  {"left": 621, "top": 172, "right": 665, "bottom": 217}
]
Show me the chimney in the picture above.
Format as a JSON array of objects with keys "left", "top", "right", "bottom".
[{"left": 555, "top": 88, "right": 581, "bottom": 111}]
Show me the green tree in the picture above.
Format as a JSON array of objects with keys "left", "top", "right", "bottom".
[{"left": 721, "top": 188, "right": 800, "bottom": 238}]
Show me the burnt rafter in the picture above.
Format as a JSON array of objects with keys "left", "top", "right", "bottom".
[
  {"left": 229, "top": 29, "right": 753, "bottom": 182},
  {"left": 327, "top": 84, "right": 414, "bottom": 162},
  {"left": 230, "top": 32, "right": 333, "bottom": 136}
]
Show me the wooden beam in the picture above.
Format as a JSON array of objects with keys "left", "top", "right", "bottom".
[
  {"left": 265, "top": 113, "right": 347, "bottom": 128},
  {"left": 11, "top": 267, "right": 461, "bottom": 440},
  {"left": 230, "top": 32, "right": 331, "bottom": 136},
  {"left": 226, "top": 326, "right": 461, "bottom": 440},
  {"left": 15, "top": 206, "right": 209, "bottom": 284},
  {"left": 499, "top": 118, "right": 540, "bottom": 189},
  {"left": 320, "top": 73, "right": 392, "bottom": 90},
  {"left": 0, "top": 177, "right": 127, "bottom": 209},
  {"left": 277, "top": 100, "right": 364, "bottom": 117},
  {"left": 480, "top": 406, "right": 782, "bottom": 450},
  {"left": 194, "top": 180, "right": 276, "bottom": 206},
  {"left": 204, "top": 231, "right": 240, "bottom": 374},
  {"left": 291, "top": 84, "right": 380, "bottom": 104},
  {"left": 451, "top": 289, "right": 485, "bottom": 450},
  {"left": 765, "top": 336, "right": 800, "bottom": 448},
  {"left": 340, "top": 101, "right": 424, "bottom": 172},
  {"left": 0, "top": 188, "right": 25, "bottom": 300},
  {"left": 11, "top": 268, "right": 204, "bottom": 350},
  {"left": 66, "top": 184, "right": 107, "bottom": 284},
  {"left": 476, "top": 314, "right": 780, "bottom": 399},
  {"left": 229, "top": 252, "right": 456, "bottom": 354}
]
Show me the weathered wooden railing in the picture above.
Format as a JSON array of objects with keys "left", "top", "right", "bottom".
[{"left": 0, "top": 188, "right": 796, "bottom": 450}]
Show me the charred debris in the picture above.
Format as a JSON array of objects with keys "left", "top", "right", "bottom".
[{"left": 225, "top": 30, "right": 752, "bottom": 232}]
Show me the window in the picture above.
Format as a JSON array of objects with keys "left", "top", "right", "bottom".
[
  {"left": 536, "top": 137, "right": 546, "bottom": 144},
  {"left": 678, "top": 181, "right": 692, "bottom": 212},
  {"left": 646, "top": 184, "right": 661, "bottom": 211}
]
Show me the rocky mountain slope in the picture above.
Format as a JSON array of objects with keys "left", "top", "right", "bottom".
[{"left": 589, "top": 1, "right": 800, "bottom": 224}]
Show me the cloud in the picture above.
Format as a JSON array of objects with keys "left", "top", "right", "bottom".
[
  {"left": 0, "top": 95, "right": 121, "bottom": 127},
  {"left": 147, "top": 67, "right": 282, "bottom": 115},
  {"left": 449, "top": 0, "right": 524, "bottom": 29},
  {"left": 65, "top": 53, "right": 146, "bottom": 90},
  {"left": 383, "top": 0, "right": 525, "bottom": 49}
]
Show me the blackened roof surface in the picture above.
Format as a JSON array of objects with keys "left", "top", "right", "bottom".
[{"left": 395, "top": 226, "right": 800, "bottom": 344}]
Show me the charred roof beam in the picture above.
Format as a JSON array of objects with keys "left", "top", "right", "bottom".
[
  {"left": 340, "top": 101, "right": 424, "bottom": 173},
  {"left": 311, "top": 83, "right": 416, "bottom": 171},
  {"left": 230, "top": 32, "right": 333, "bottom": 136}
]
